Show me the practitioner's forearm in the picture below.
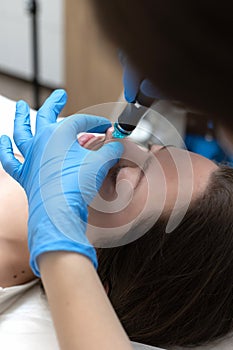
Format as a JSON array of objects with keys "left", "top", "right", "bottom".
[{"left": 39, "top": 251, "right": 133, "bottom": 350}]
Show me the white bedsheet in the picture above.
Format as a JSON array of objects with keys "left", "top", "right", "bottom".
[{"left": 0, "top": 279, "right": 165, "bottom": 350}]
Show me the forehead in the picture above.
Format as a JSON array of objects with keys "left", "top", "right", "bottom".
[
  {"left": 151, "top": 146, "right": 218, "bottom": 195},
  {"left": 157, "top": 146, "right": 217, "bottom": 169}
]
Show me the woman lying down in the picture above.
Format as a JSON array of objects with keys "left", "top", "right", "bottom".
[{"left": 0, "top": 123, "right": 233, "bottom": 349}]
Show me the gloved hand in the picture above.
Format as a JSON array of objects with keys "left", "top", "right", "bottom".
[
  {"left": 120, "top": 52, "right": 163, "bottom": 104},
  {"left": 0, "top": 89, "right": 124, "bottom": 277}
]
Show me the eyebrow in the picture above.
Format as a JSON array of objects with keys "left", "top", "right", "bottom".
[
  {"left": 158, "top": 145, "right": 176, "bottom": 151},
  {"left": 143, "top": 144, "right": 177, "bottom": 172},
  {"left": 157, "top": 145, "right": 168, "bottom": 152}
]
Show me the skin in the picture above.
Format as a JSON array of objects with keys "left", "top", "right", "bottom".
[
  {"left": 0, "top": 128, "right": 218, "bottom": 286},
  {"left": 82, "top": 128, "right": 218, "bottom": 245},
  {"left": 0, "top": 154, "right": 34, "bottom": 286}
]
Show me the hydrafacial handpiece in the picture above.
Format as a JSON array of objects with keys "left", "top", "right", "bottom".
[
  {"left": 113, "top": 101, "right": 147, "bottom": 138},
  {"left": 113, "top": 80, "right": 160, "bottom": 139}
]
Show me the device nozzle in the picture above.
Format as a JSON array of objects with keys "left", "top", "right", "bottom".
[{"left": 112, "top": 122, "right": 132, "bottom": 139}]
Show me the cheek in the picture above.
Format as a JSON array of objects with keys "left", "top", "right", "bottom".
[
  {"left": 88, "top": 188, "right": 148, "bottom": 229},
  {"left": 87, "top": 195, "right": 148, "bottom": 247},
  {"left": 142, "top": 163, "right": 167, "bottom": 219},
  {"left": 87, "top": 153, "right": 169, "bottom": 244},
  {"left": 87, "top": 167, "right": 167, "bottom": 246},
  {"left": 88, "top": 158, "right": 166, "bottom": 229}
]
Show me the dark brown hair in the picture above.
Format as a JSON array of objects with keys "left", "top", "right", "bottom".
[
  {"left": 91, "top": 0, "right": 233, "bottom": 128},
  {"left": 97, "top": 166, "right": 233, "bottom": 347}
]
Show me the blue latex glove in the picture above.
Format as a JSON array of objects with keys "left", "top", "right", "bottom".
[
  {"left": 185, "top": 133, "right": 233, "bottom": 166},
  {"left": 0, "top": 89, "right": 124, "bottom": 277},
  {"left": 120, "top": 53, "right": 163, "bottom": 103}
]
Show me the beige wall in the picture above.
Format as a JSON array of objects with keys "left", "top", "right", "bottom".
[{"left": 65, "top": 0, "right": 123, "bottom": 115}]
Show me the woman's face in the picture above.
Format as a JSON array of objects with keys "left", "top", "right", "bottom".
[{"left": 79, "top": 128, "right": 218, "bottom": 246}]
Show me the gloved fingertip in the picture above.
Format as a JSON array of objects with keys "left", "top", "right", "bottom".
[
  {"left": 103, "top": 141, "right": 124, "bottom": 157},
  {"left": 51, "top": 89, "right": 68, "bottom": 102},
  {"left": 16, "top": 100, "right": 29, "bottom": 114},
  {"left": 124, "top": 90, "right": 136, "bottom": 103},
  {"left": 118, "top": 50, "right": 127, "bottom": 65},
  {"left": 0, "top": 135, "right": 11, "bottom": 147}
]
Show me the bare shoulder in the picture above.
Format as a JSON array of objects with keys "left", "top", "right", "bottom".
[{"left": 0, "top": 154, "right": 35, "bottom": 287}]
